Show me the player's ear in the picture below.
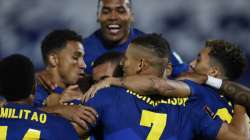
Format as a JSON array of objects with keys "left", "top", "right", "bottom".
[
  {"left": 48, "top": 53, "right": 58, "bottom": 67},
  {"left": 136, "top": 58, "right": 145, "bottom": 74},
  {"left": 208, "top": 66, "right": 220, "bottom": 78},
  {"left": 163, "top": 63, "right": 172, "bottom": 79}
]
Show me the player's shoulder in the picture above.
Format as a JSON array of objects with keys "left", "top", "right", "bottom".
[
  {"left": 182, "top": 80, "right": 218, "bottom": 98},
  {"left": 96, "top": 86, "right": 127, "bottom": 97},
  {"left": 83, "top": 30, "right": 101, "bottom": 45},
  {"left": 87, "top": 86, "right": 126, "bottom": 104},
  {"left": 132, "top": 28, "right": 144, "bottom": 36},
  {"left": 183, "top": 79, "right": 214, "bottom": 90}
]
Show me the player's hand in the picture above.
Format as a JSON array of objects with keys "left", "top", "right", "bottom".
[
  {"left": 81, "top": 78, "right": 112, "bottom": 103},
  {"left": 59, "top": 85, "right": 83, "bottom": 104},
  {"left": 60, "top": 105, "right": 98, "bottom": 130},
  {"left": 36, "top": 70, "right": 57, "bottom": 90},
  {"left": 176, "top": 72, "right": 208, "bottom": 84}
]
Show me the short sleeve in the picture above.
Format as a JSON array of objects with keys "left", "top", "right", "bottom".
[
  {"left": 182, "top": 80, "right": 205, "bottom": 98},
  {"left": 33, "top": 85, "right": 49, "bottom": 107}
]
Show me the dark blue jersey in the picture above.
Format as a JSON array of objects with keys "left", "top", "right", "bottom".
[
  {"left": 34, "top": 84, "right": 82, "bottom": 107},
  {"left": 0, "top": 103, "right": 79, "bottom": 140},
  {"left": 83, "top": 29, "right": 188, "bottom": 77},
  {"left": 33, "top": 84, "right": 64, "bottom": 107},
  {"left": 184, "top": 80, "right": 233, "bottom": 124},
  {"left": 85, "top": 86, "right": 224, "bottom": 140}
]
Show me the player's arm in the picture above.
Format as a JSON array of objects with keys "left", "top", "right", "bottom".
[
  {"left": 216, "top": 105, "right": 249, "bottom": 140},
  {"left": 220, "top": 81, "right": 250, "bottom": 116},
  {"left": 108, "top": 76, "right": 191, "bottom": 97},
  {"left": 81, "top": 76, "right": 191, "bottom": 102},
  {"left": 177, "top": 72, "right": 250, "bottom": 115},
  {"left": 40, "top": 105, "right": 98, "bottom": 131}
]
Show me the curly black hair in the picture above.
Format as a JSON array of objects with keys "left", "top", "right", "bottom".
[
  {"left": 206, "top": 40, "right": 247, "bottom": 80},
  {"left": 41, "top": 29, "right": 83, "bottom": 65}
]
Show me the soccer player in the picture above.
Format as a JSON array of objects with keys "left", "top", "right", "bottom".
[
  {"left": 173, "top": 59, "right": 250, "bottom": 116},
  {"left": 81, "top": 51, "right": 124, "bottom": 102},
  {"left": 83, "top": 0, "right": 187, "bottom": 77},
  {"left": 107, "top": 40, "right": 248, "bottom": 118},
  {"left": 85, "top": 34, "right": 248, "bottom": 140},
  {"left": 32, "top": 29, "right": 98, "bottom": 132},
  {"left": 34, "top": 29, "right": 86, "bottom": 107},
  {"left": 0, "top": 54, "right": 80, "bottom": 139},
  {"left": 92, "top": 51, "right": 124, "bottom": 82},
  {"left": 37, "top": 0, "right": 188, "bottom": 93}
]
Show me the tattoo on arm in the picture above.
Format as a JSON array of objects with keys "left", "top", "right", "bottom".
[{"left": 221, "top": 80, "right": 250, "bottom": 114}]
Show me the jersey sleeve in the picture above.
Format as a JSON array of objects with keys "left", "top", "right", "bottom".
[
  {"left": 85, "top": 87, "right": 118, "bottom": 122},
  {"left": 182, "top": 80, "right": 206, "bottom": 98},
  {"left": 33, "top": 84, "right": 49, "bottom": 108}
]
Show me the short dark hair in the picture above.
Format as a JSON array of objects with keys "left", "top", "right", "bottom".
[
  {"left": 93, "top": 51, "right": 124, "bottom": 78},
  {"left": 93, "top": 51, "right": 124, "bottom": 68},
  {"left": 97, "top": 0, "right": 133, "bottom": 13},
  {"left": 131, "top": 33, "right": 171, "bottom": 60},
  {"left": 206, "top": 40, "right": 247, "bottom": 80},
  {"left": 0, "top": 54, "right": 35, "bottom": 101},
  {"left": 41, "top": 29, "right": 83, "bottom": 65}
]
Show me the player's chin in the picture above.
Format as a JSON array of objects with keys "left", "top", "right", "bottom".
[
  {"left": 104, "top": 32, "right": 124, "bottom": 42},
  {"left": 68, "top": 77, "right": 80, "bottom": 85}
]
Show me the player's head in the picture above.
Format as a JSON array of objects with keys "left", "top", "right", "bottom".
[
  {"left": 92, "top": 51, "right": 124, "bottom": 82},
  {"left": 41, "top": 29, "right": 86, "bottom": 85},
  {"left": 97, "top": 0, "right": 134, "bottom": 44},
  {"left": 0, "top": 54, "right": 35, "bottom": 102},
  {"left": 123, "top": 33, "right": 171, "bottom": 77},
  {"left": 190, "top": 40, "right": 247, "bottom": 80}
]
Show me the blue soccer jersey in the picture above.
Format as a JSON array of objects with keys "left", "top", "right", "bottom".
[
  {"left": 85, "top": 86, "right": 225, "bottom": 140},
  {"left": 0, "top": 103, "right": 79, "bottom": 140},
  {"left": 184, "top": 80, "right": 233, "bottom": 124},
  {"left": 34, "top": 84, "right": 83, "bottom": 107},
  {"left": 83, "top": 29, "right": 188, "bottom": 77},
  {"left": 33, "top": 83, "right": 64, "bottom": 107}
]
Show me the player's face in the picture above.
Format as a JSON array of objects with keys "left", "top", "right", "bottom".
[
  {"left": 123, "top": 43, "right": 139, "bottom": 76},
  {"left": 57, "top": 41, "right": 86, "bottom": 85},
  {"left": 98, "top": 0, "right": 133, "bottom": 44},
  {"left": 189, "top": 47, "right": 212, "bottom": 75},
  {"left": 92, "top": 62, "right": 115, "bottom": 82}
]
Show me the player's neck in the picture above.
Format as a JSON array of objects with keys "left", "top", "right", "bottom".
[{"left": 46, "top": 67, "right": 66, "bottom": 88}]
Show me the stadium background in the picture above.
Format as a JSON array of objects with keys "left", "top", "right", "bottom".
[{"left": 0, "top": 0, "right": 249, "bottom": 86}]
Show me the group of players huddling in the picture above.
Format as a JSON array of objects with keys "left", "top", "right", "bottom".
[{"left": 1, "top": 0, "right": 250, "bottom": 140}]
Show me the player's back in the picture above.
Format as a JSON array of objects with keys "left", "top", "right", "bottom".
[
  {"left": 86, "top": 84, "right": 233, "bottom": 140},
  {"left": 184, "top": 80, "right": 233, "bottom": 123},
  {"left": 86, "top": 86, "right": 195, "bottom": 140},
  {"left": 0, "top": 103, "right": 79, "bottom": 140}
]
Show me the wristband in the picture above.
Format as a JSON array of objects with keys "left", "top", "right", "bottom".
[{"left": 205, "top": 75, "right": 223, "bottom": 89}]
